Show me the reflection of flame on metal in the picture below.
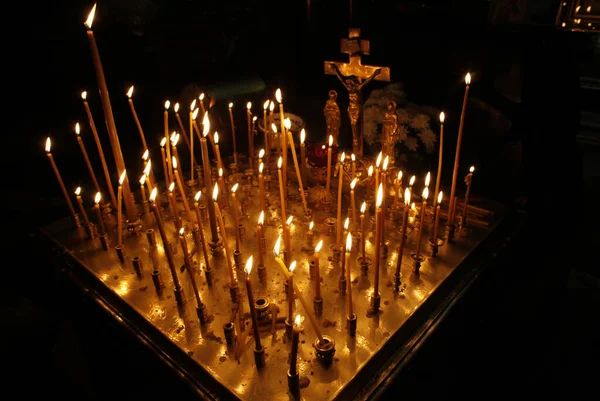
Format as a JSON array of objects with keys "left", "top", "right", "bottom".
[{"left": 115, "top": 281, "right": 129, "bottom": 296}]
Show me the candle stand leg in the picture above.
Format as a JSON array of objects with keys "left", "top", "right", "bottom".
[
  {"left": 445, "top": 223, "right": 456, "bottom": 242},
  {"left": 151, "top": 269, "right": 164, "bottom": 295},
  {"left": 313, "top": 335, "right": 336, "bottom": 367},
  {"left": 99, "top": 233, "right": 109, "bottom": 251},
  {"left": 313, "top": 296, "right": 323, "bottom": 316},
  {"left": 338, "top": 276, "right": 346, "bottom": 295},
  {"left": 358, "top": 256, "right": 371, "bottom": 277},
  {"left": 173, "top": 287, "right": 186, "bottom": 305},
  {"left": 253, "top": 346, "right": 266, "bottom": 368},
  {"left": 370, "top": 293, "right": 381, "bottom": 313},
  {"left": 223, "top": 322, "right": 237, "bottom": 345},
  {"left": 115, "top": 245, "right": 126, "bottom": 264},
  {"left": 347, "top": 313, "right": 357, "bottom": 336},
  {"left": 309, "top": 261, "right": 316, "bottom": 279},
  {"left": 132, "top": 256, "right": 143, "bottom": 277},
  {"left": 325, "top": 218, "right": 336, "bottom": 237},
  {"left": 196, "top": 303, "right": 208, "bottom": 325},
  {"left": 257, "top": 264, "right": 267, "bottom": 283},
  {"left": 329, "top": 244, "right": 341, "bottom": 263},
  {"left": 287, "top": 370, "right": 300, "bottom": 393},
  {"left": 411, "top": 253, "right": 426, "bottom": 274},
  {"left": 229, "top": 284, "right": 240, "bottom": 303},
  {"left": 285, "top": 318, "right": 293, "bottom": 338}
]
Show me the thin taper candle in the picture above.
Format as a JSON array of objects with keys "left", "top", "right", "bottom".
[
  {"left": 287, "top": 261, "right": 297, "bottom": 322},
  {"left": 433, "top": 191, "right": 443, "bottom": 242},
  {"left": 314, "top": 240, "right": 323, "bottom": 299},
  {"left": 230, "top": 183, "right": 242, "bottom": 252},
  {"left": 373, "top": 184, "right": 383, "bottom": 297},
  {"left": 172, "top": 157, "right": 196, "bottom": 224},
  {"left": 227, "top": 103, "right": 239, "bottom": 165},
  {"left": 201, "top": 113, "right": 220, "bottom": 244},
  {"left": 394, "top": 188, "right": 411, "bottom": 278},
  {"left": 461, "top": 166, "right": 475, "bottom": 225},
  {"left": 193, "top": 192, "right": 211, "bottom": 273},
  {"left": 45, "top": 138, "right": 78, "bottom": 223},
  {"left": 415, "top": 187, "right": 429, "bottom": 255},
  {"left": 286, "top": 123, "right": 309, "bottom": 212},
  {"left": 174, "top": 103, "right": 192, "bottom": 155},
  {"left": 164, "top": 101, "right": 173, "bottom": 184},
  {"left": 345, "top": 233, "right": 353, "bottom": 318},
  {"left": 276, "top": 89, "right": 288, "bottom": 189},
  {"left": 126, "top": 86, "right": 148, "bottom": 151},
  {"left": 179, "top": 227, "right": 202, "bottom": 307},
  {"left": 74, "top": 123, "right": 102, "bottom": 195},
  {"left": 257, "top": 212, "right": 265, "bottom": 266},
  {"left": 160, "top": 138, "right": 169, "bottom": 186},
  {"left": 360, "top": 202, "right": 367, "bottom": 261},
  {"left": 325, "top": 135, "right": 333, "bottom": 201},
  {"left": 244, "top": 257, "right": 262, "bottom": 351},
  {"left": 433, "top": 112, "right": 445, "bottom": 209},
  {"left": 94, "top": 192, "right": 106, "bottom": 235},
  {"left": 213, "top": 185, "right": 236, "bottom": 287},
  {"left": 336, "top": 152, "right": 346, "bottom": 249},
  {"left": 277, "top": 157, "right": 287, "bottom": 223},
  {"left": 117, "top": 170, "right": 126, "bottom": 246},
  {"left": 258, "top": 163, "right": 266, "bottom": 212},
  {"left": 74, "top": 187, "right": 91, "bottom": 226}
]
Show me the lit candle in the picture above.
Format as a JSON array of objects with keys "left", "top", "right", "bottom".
[
  {"left": 461, "top": 166, "right": 475, "bottom": 226},
  {"left": 174, "top": 103, "right": 192, "bottom": 154},
  {"left": 350, "top": 178, "right": 358, "bottom": 230},
  {"left": 263, "top": 101, "right": 269, "bottom": 157},
  {"left": 244, "top": 256, "right": 264, "bottom": 358},
  {"left": 160, "top": 137, "right": 169, "bottom": 186},
  {"left": 408, "top": 175, "right": 416, "bottom": 200},
  {"left": 201, "top": 113, "right": 220, "bottom": 245},
  {"left": 314, "top": 240, "right": 323, "bottom": 299},
  {"left": 116, "top": 170, "right": 126, "bottom": 247},
  {"left": 433, "top": 112, "right": 445, "bottom": 210},
  {"left": 247, "top": 102, "right": 254, "bottom": 160},
  {"left": 199, "top": 93, "right": 206, "bottom": 116},
  {"left": 394, "top": 188, "right": 411, "bottom": 282},
  {"left": 287, "top": 260, "right": 297, "bottom": 326},
  {"left": 172, "top": 156, "right": 195, "bottom": 224},
  {"left": 290, "top": 314, "right": 301, "bottom": 376},
  {"left": 257, "top": 211, "right": 265, "bottom": 266},
  {"left": 325, "top": 135, "right": 333, "bottom": 201},
  {"left": 286, "top": 119, "right": 308, "bottom": 213},
  {"left": 340, "top": 217, "right": 349, "bottom": 283},
  {"left": 230, "top": 183, "right": 242, "bottom": 253},
  {"left": 375, "top": 151, "right": 383, "bottom": 196},
  {"left": 275, "top": 89, "right": 288, "bottom": 189},
  {"left": 170, "top": 132, "right": 183, "bottom": 177},
  {"left": 227, "top": 103, "right": 238, "bottom": 165},
  {"left": 213, "top": 131, "right": 225, "bottom": 175},
  {"left": 373, "top": 184, "right": 383, "bottom": 300},
  {"left": 142, "top": 153, "right": 156, "bottom": 190},
  {"left": 81, "top": 91, "right": 118, "bottom": 208},
  {"left": 269, "top": 100, "right": 275, "bottom": 126},
  {"left": 448, "top": 73, "right": 471, "bottom": 230},
  {"left": 345, "top": 232, "right": 353, "bottom": 318},
  {"left": 126, "top": 86, "right": 148, "bottom": 151},
  {"left": 415, "top": 187, "right": 429, "bottom": 256},
  {"left": 45, "top": 138, "right": 78, "bottom": 223},
  {"left": 271, "top": 123, "right": 280, "bottom": 158},
  {"left": 360, "top": 202, "right": 367, "bottom": 261},
  {"left": 394, "top": 171, "right": 403, "bottom": 207},
  {"left": 189, "top": 101, "right": 197, "bottom": 182},
  {"left": 300, "top": 129, "right": 307, "bottom": 188},
  {"left": 94, "top": 192, "right": 106, "bottom": 235},
  {"left": 139, "top": 175, "right": 148, "bottom": 204},
  {"left": 74, "top": 187, "right": 91, "bottom": 227},
  {"left": 74, "top": 122, "right": 102, "bottom": 195},
  {"left": 277, "top": 156, "right": 287, "bottom": 223},
  {"left": 217, "top": 168, "right": 228, "bottom": 208},
  {"left": 193, "top": 191, "right": 212, "bottom": 274},
  {"left": 258, "top": 163, "right": 266, "bottom": 212},
  {"left": 164, "top": 101, "right": 173, "bottom": 184},
  {"left": 84, "top": 5, "right": 137, "bottom": 222},
  {"left": 178, "top": 227, "right": 204, "bottom": 310},
  {"left": 149, "top": 188, "right": 184, "bottom": 298},
  {"left": 213, "top": 184, "right": 237, "bottom": 289},
  {"left": 367, "top": 165, "right": 374, "bottom": 192},
  {"left": 351, "top": 153, "right": 356, "bottom": 180},
  {"left": 433, "top": 191, "right": 443, "bottom": 242},
  {"left": 167, "top": 182, "right": 183, "bottom": 231},
  {"left": 258, "top": 149, "right": 265, "bottom": 167},
  {"left": 336, "top": 152, "right": 346, "bottom": 249},
  {"left": 283, "top": 215, "right": 293, "bottom": 264}
]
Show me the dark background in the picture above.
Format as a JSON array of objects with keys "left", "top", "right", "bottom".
[{"left": 4, "top": 0, "right": 599, "bottom": 399}]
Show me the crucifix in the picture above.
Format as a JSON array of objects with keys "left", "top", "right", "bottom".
[{"left": 325, "top": 28, "right": 391, "bottom": 156}]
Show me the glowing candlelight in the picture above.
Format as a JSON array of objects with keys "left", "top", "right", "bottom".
[
  {"left": 116, "top": 170, "right": 126, "bottom": 246},
  {"left": 350, "top": 178, "right": 358, "bottom": 230},
  {"left": 193, "top": 191, "right": 211, "bottom": 275},
  {"left": 142, "top": 152, "right": 156, "bottom": 190},
  {"left": 433, "top": 191, "right": 443, "bottom": 243},
  {"left": 433, "top": 111, "right": 445, "bottom": 209},
  {"left": 360, "top": 202, "right": 367, "bottom": 261},
  {"left": 394, "top": 188, "right": 412, "bottom": 282},
  {"left": 351, "top": 153, "right": 356, "bottom": 179},
  {"left": 336, "top": 152, "right": 346, "bottom": 249},
  {"left": 167, "top": 182, "right": 182, "bottom": 231},
  {"left": 230, "top": 183, "right": 242, "bottom": 253},
  {"left": 74, "top": 122, "right": 102, "bottom": 195},
  {"left": 126, "top": 85, "right": 148, "bottom": 150},
  {"left": 257, "top": 211, "right": 265, "bottom": 266},
  {"left": 415, "top": 187, "right": 429, "bottom": 256},
  {"left": 345, "top": 232, "right": 353, "bottom": 318},
  {"left": 247, "top": 102, "right": 254, "bottom": 160},
  {"left": 214, "top": 131, "right": 224, "bottom": 173},
  {"left": 394, "top": 170, "right": 403, "bottom": 207},
  {"left": 173, "top": 103, "right": 192, "bottom": 156},
  {"left": 201, "top": 113, "right": 220, "bottom": 245},
  {"left": 94, "top": 192, "right": 106, "bottom": 236},
  {"left": 213, "top": 184, "right": 236, "bottom": 288},
  {"left": 244, "top": 256, "right": 263, "bottom": 357},
  {"left": 461, "top": 166, "right": 475, "bottom": 227},
  {"left": 160, "top": 137, "right": 169, "bottom": 186},
  {"left": 287, "top": 122, "right": 308, "bottom": 213},
  {"left": 172, "top": 156, "right": 195, "bottom": 224},
  {"left": 314, "top": 240, "right": 323, "bottom": 299},
  {"left": 258, "top": 149, "right": 265, "bottom": 166},
  {"left": 198, "top": 93, "right": 206, "bottom": 116},
  {"left": 373, "top": 184, "right": 383, "bottom": 299},
  {"left": 277, "top": 157, "right": 287, "bottom": 223},
  {"left": 227, "top": 102, "right": 238, "bottom": 165},
  {"left": 74, "top": 187, "right": 91, "bottom": 227},
  {"left": 138, "top": 174, "right": 148, "bottom": 204},
  {"left": 375, "top": 151, "right": 383, "bottom": 192},
  {"left": 164, "top": 100, "right": 173, "bottom": 184},
  {"left": 276, "top": 89, "right": 288, "bottom": 189},
  {"left": 45, "top": 138, "right": 78, "bottom": 223},
  {"left": 408, "top": 175, "right": 416, "bottom": 199}
]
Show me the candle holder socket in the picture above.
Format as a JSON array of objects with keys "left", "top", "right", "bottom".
[
  {"left": 208, "top": 237, "right": 223, "bottom": 255},
  {"left": 230, "top": 162, "right": 238, "bottom": 174},
  {"left": 141, "top": 200, "right": 150, "bottom": 215},
  {"left": 313, "top": 335, "right": 336, "bottom": 367},
  {"left": 287, "top": 369, "right": 300, "bottom": 392},
  {"left": 173, "top": 287, "right": 186, "bottom": 305},
  {"left": 199, "top": 204, "right": 208, "bottom": 221},
  {"left": 370, "top": 293, "right": 381, "bottom": 313},
  {"left": 285, "top": 318, "right": 294, "bottom": 338},
  {"left": 321, "top": 199, "right": 332, "bottom": 213},
  {"left": 325, "top": 218, "right": 336, "bottom": 237},
  {"left": 126, "top": 219, "right": 142, "bottom": 234},
  {"left": 313, "top": 296, "right": 323, "bottom": 316},
  {"left": 445, "top": 223, "right": 456, "bottom": 242},
  {"left": 229, "top": 284, "right": 240, "bottom": 303},
  {"left": 254, "top": 346, "right": 266, "bottom": 368},
  {"left": 338, "top": 276, "right": 347, "bottom": 295},
  {"left": 84, "top": 224, "right": 95, "bottom": 240},
  {"left": 254, "top": 297, "right": 270, "bottom": 320},
  {"left": 429, "top": 238, "right": 441, "bottom": 257},
  {"left": 358, "top": 256, "right": 372, "bottom": 276},
  {"left": 196, "top": 303, "right": 208, "bottom": 325},
  {"left": 309, "top": 260, "right": 316, "bottom": 279},
  {"left": 132, "top": 256, "right": 143, "bottom": 277},
  {"left": 115, "top": 245, "right": 126, "bottom": 264},
  {"left": 393, "top": 272, "right": 406, "bottom": 293},
  {"left": 99, "top": 233, "right": 109, "bottom": 251},
  {"left": 306, "top": 231, "right": 314, "bottom": 248},
  {"left": 351, "top": 230, "right": 361, "bottom": 247},
  {"left": 151, "top": 269, "right": 164, "bottom": 295},
  {"left": 204, "top": 266, "right": 214, "bottom": 286},
  {"left": 329, "top": 244, "right": 341, "bottom": 263},
  {"left": 146, "top": 229, "right": 157, "bottom": 248},
  {"left": 100, "top": 201, "right": 112, "bottom": 215},
  {"left": 257, "top": 264, "right": 267, "bottom": 283},
  {"left": 411, "top": 253, "right": 426, "bottom": 274},
  {"left": 303, "top": 209, "right": 312, "bottom": 222},
  {"left": 381, "top": 242, "right": 388, "bottom": 259},
  {"left": 223, "top": 322, "right": 237, "bottom": 345},
  {"left": 233, "top": 249, "right": 243, "bottom": 269},
  {"left": 243, "top": 183, "right": 252, "bottom": 198},
  {"left": 347, "top": 313, "right": 357, "bottom": 336},
  {"left": 369, "top": 215, "right": 377, "bottom": 234},
  {"left": 238, "top": 223, "right": 246, "bottom": 239}
]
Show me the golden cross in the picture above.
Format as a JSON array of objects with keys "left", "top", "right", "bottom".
[{"left": 324, "top": 28, "right": 391, "bottom": 82}]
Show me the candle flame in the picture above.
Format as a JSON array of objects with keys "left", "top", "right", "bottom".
[
  {"left": 465, "top": 73, "right": 471, "bottom": 85},
  {"left": 469, "top": 166, "right": 475, "bottom": 173},
  {"left": 258, "top": 211, "right": 264, "bottom": 225},
  {"left": 437, "top": 191, "right": 443, "bottom": 204},
  {"left": 284, "top": 118, "right": 291, "bottom": 130},
  {"left": 295, "top": 315, "right": 301, "bottom": 326},
  {"left": 192, "top": 108, "right": 199, "bottom": 120},
  {"left": 84, "top": 3, "right": 96, "bottom": 29},
  {"left": 409, "top": 175, "right": 416, "bottom": 186},
  {"left": 194, "top": 191, "right": 201, "bottom": 202},
  {"left": 275, "top": 88, "right": 282, "bottom": 103},
  {"left": 271, "top": 123, "right": 277, "bottom": 133},
  {"left": 202, "top": 112, "right": 210, "bottom": 137},
  {"left": 411, "top": 202, "right": 416, "bottom": 212},
  {"left": 289, "top": 260, "right": 296, "bottom": 273},
  {"left": 439, "top": 111, "right": 445, "bottom": 123},
  {"left": 199, "top": 93, "right": 205, "bottom": 101},
  {"left": 315, "top": 240, "right": 323, "bottom": 253},
  {"left": 259, "top": 163, "right": 264, "bottom": 174},
  {"left": 171, "top": 133, "right": 179, "bottom": 146},
  {"left": 376, "top": 184, "right": 383, "bottom": 207},
  {"left": 252, "top": 116, "right": 257, "bottom": 122},
  {"left": 168, "top": 182, "right": 175, "bottom": 193},
  {"left": 231, "top": 183, "right": 239, "bottom": 193},
  {"left": 273, "top": 236, "right": 281, "bottom": 256},
  {"left": 286, "top": 215, "right": 293, "bottom": 226},
  {"left": 382, "top": 155, "right": 389, "bottom": 171},
  {"left": 309, "top": 221, "right": 314, "bottom": 230},
  {"left": 245, "top": 256, "right": 253, "bottom": 276},
  {"left": 340, "top": 152, "right": 346, "bottom": 163},
  {"left": 126, "top": 86, "right": 134, "bottom": 98},
  {"left": 139, "top": 174, "right": 146, "bottom": 185},
  {"left": 149, "top": 188, "right": 157, "bottom": 202},
  {"left": 141, "top": 149, "right": 149, "bottom": 160},
  {"left": 95, "top": 192, "right": 102, "bottom": 204},
  {"left": 269, "top": 101, "right": 274, "bottom": 111},
  {"left": 361, "top": 202, "right": 366, "bottom": 214},
  {"left": 328, "top": 135, "right": 333, "bottom": 147},
  {"left": 368, "top": 165, "right": 373, "bottom": 177},
  {"left": 218, "top": 168, "right": 223, "bottom": 177},
  {"left": 576, "top": 5, "right": 581, "bottom": 12},
  {"left": 118, "top": 170, "right": 126, "bottom": 185},
  {"left": 75, "top": 122, "right": 80, "bottom": 135},
  {"left": 404, "top": 188, "right": 411, "bottom": 206},
  {"left": 346, "top": 232, "right": 352, "bottom": 251},
  {"left": 179, "top": 227, "right": 185, "bottom": 236},
  {"left": 425, "top": 171, "right": 431, "bottom": 186},
  {"left": 75, "top": 187, "right": 81, "bottom": 196},
  {"left": 164, "top": 100, "right": 170, "bottom": 110},
  {"left": 259, "top": 149, "right": 265, "bottom": 159},
  {"left": 277, "top": 156, "right": 282, "bottom": 169},
  {"left": 190, "top": 99, "right": 196, "bottom": 110},
  {"left": 263, "top": 100, "right": 269, "bottom": 110},
  {"left": 174, "top": 103, "right": 180, "bottom": 113},
  {"left": 348, "top": 178, "right": 357, "bottom": 191},
  {"left": 376, "top": 152, "right": 382, "bottom": 167},
  {"left": 300, "top": 129, "right": 305, "bottom": 144},
  {"left": 587, "top": 5, "right": 591, "bottom": 12},
  {"left": 422, "top": 187, "right": 429, "bottom": 200},
  {"left": 344, "top": 217, "right": 349, "bottom": 230},
  {"left": 214, "top": 132, "right": 219, "bottom": 144},
  {"left": 247, "top": 101, "right": 252, "bottom": 110},
  {"left": 81, "top": 91, "right": 87, "bottom": 100},
  {"left": 212, "top": 183, "right": 219, "bottom": 201},
  {"left": 172, "top": 156, "right": 177, "bottom": 170},
  {"left": 143, "top": 160, "right": 151, "bottom": 176},
  {"left": 160, "top": 137, "right": 166, "bottom": 147},
  {"left": 45, "top": 137, "right": 51, "bottom": 153},
  {"left": 397, "top": 170, "right": 403, "bottom": 181}
]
